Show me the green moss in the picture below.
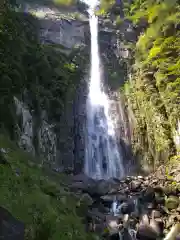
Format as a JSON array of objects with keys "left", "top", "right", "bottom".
[{"left": 0, "top": 134, "right": 92, "bottom": 240}]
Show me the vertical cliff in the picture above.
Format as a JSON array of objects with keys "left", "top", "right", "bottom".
[
  {"left": 0, "top": 1, "right": 90, "bottom": 172},
  {"left": 98, "top": 0, "right": 180, "bottom": 173}
]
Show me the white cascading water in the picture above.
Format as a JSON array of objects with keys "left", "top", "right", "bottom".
[{"left": 85, "top": 1, "right": 124, "bottom": 179}]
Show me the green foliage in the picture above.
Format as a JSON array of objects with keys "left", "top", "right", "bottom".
[
  {"left": 0, "top": 134, "right": 92, "bottom": 240},
  {"left": 0, "top": 1, "right": 88, "bottom": 136},
  {"left": 113, "top": 0, "right": 180, "bottom": 168}
]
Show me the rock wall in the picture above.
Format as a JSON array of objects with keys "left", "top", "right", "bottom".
[
  {"left": 98, "top": 22, "right": 137, "bottom": 174},
  {"left": 10, "top": 5, "right": 89, "bottom": 172},
  {"left": 14, "top": 96, "right": 57, "bottom": 166}
]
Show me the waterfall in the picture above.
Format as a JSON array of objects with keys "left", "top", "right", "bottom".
[{"left": 85, "top": 1, "right": 124, "bottom": 179}]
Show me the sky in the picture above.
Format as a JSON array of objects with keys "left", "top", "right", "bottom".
[{"left": 81, "top": 0, "right": 99, "bottom": 7}]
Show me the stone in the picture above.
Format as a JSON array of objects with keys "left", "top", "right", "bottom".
[
  {"left": 136, "top": 224, "right": 159, "bottom": 240},
  {"left": 91, "top": 179, "right": 118, "bottom": 196},
  {"left": 79, "top": 193, "right": 93, "bottom": 206},
  {"left": 150, "top": 218, "right": 164, "bottom": 237},
  {"left": 151, "top": 210, "right": 161, "bottom": 218},
  {"left": 129, "top": 180, "right": 141, "bottom": 191},
  {"left": 0, "top": 206, "right": 25, "bottom": 240},
  {"left": 105, "top": 215, "right": 121, "bottom": 235},
  {"left": 142, "top": 187, "right": 155, "bottom": 203},
  {"left": 163, "top": 185, "right": 177, "bottom": 196},
  {"left": 119, "top": 202, "right": 135, "bottom": 215},
  {"left": 87, "top": 209, "right": 106, "bottom": 222},
  {"left": 165, "top": 196, "right": 180, "bottom": 210},
  {"left": 100, "top": 194, "right": 127, "bottom": 204},
  {"left": 175, "top": 174, "right": 180, "bottom": 182},
  {"left": 0, "top": 152, "right": 10, "bottom": 166}
]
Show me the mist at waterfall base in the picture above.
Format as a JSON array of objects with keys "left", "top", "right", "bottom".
[{"left": 84, "top": 3, "right": 124, "bottom": 180}]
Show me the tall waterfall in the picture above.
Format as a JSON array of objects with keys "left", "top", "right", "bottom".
[{"left": 85, "top": 2, "right": 124, "bottom": 179}]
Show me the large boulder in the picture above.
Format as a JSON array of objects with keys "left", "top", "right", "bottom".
[
  {"left": 0, "top": 206, "right": 25, "bottom": 240},
  {"left": 89, "top": 179, "right": 119, "bottom": 197},
  {"left": 69, "top": 174, "right": 96, "bottom": 193}
]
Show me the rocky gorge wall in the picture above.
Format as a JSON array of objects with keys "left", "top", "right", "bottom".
[
  {"left": 17, "top": 8, "right": 88, "bottom": 171},
  {"left": 0, "top": 2, "right": 90, "bottom": 173},
  {"left": 9, "top": 2, "right": 136, "bottom": 175},
  {"left": 98, "top": 0, "right": 180, "bottom": 174}
]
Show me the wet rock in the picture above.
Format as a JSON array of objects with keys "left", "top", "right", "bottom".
[
  {"left": 155, "top": 191, "right": 165, "bottom": 205},
  {"left": 0, "top": 206, "right": 25, "bottom": 240},
  {"left": 92, "top": 179, "right": 118, "bottom": 196},
  {"left": 151, "top": 210, "right": 161, "bottom": 218},
  {"left": 150, "top": 218, "right": 164, "bottom": 237},
  {"left": 106, "top": 215, "right": 121, "bottom": 235},
  {"left": 108, "top": 232, "right": 120, "bottom": 240},
  {"left": 129, "top": 180, "right": 141, "bottom": 191},
  {"left": 136, "top": 224, "right": 159, "bottom": 240},
  {"left": 120, "top": 202, "right": 135, "bottom": 215},
  {"left": 79, "top": 193, "right": 93, "bottom": 206},
  {"left": 175, "top": 174, "right": 180, "bottom": 182},
  {"left": 165, "top": 196, "right": 180, "bottom": 210},
  {"left": 142, "top": 187, "right": 155, "bottom": 203},
  {"left": 100, "top": 194, "right": 127, "bottom": 204},
  {"left": 166, "top": 214, "right": 179, "bottom": 228},
  {"left": 70, "top": 174, "right": 97, "bottom": 194}
]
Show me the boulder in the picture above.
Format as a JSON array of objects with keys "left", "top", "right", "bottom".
[
  {"left": 129, "top": 180, "right": 141, "bottom": 192},
  {"left": 89, "top": 179, "right": 119, "bottom": 197},
  {"left": 136, "top": 224, "right": 159, "bottom": 240},
  {"left": 0, "top": 206, "right": 25, "bottom": 240},
  {"left": 119, "top": 202, "right": 135, "bottom": 215},
  {"left": 142, "top": 187, "right": 155, "bottom": 203},
  {"left": 105, "top": 215, "right": 121, "bottom": 235}
]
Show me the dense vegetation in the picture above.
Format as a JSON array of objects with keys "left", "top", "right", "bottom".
[
  {"left": 99, "top": 0, "right": 180, "bottom": 170},
  {"left": 0, "top": 134, "right": 92, "bottom": 240},
  {"left": 0, "top": 0, "right": 88, "bottom": 140}
]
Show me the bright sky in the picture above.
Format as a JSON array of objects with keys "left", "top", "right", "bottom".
[{"left": 81, "top": 0, "right": 99, "bottom": 7}]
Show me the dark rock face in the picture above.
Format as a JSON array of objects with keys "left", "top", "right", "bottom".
[
  {"left": 73, "top": 78, "right": 88, "bottom": 174},
  {"left": 98, "top": 22, "right": 137, "bottom": 175},
  {"left": 0, "top": 207, "right": 25, "bottom": 240}
]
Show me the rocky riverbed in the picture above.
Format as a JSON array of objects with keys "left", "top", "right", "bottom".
[{"left": 69, "top": 164, "right": 180, "bottom": 240}]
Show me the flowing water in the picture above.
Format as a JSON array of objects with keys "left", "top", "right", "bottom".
[{"left": 85, "top": 2, "right": 124, "bottom": 179}]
